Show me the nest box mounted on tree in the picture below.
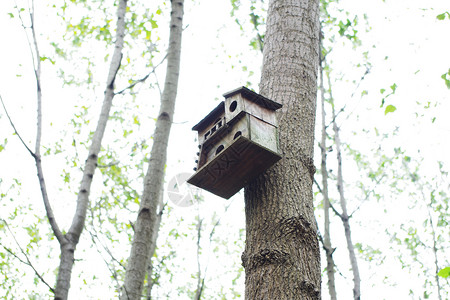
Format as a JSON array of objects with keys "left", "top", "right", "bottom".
[{"left": 187, "top": 86, "right": 282, "bottom": 199}]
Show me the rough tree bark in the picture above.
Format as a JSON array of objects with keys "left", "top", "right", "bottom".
[
  {"left": 241, "top": 0, "right": 321, "bottom": 299},
  {"left": 319, "top": 48, "right": 337, "bottom": 300},
  {"left": 120, "top": 1, "right": 184, "bottom": 299},
  {"left": 330, "top": 99, "right": 361, "bottom": 300}
]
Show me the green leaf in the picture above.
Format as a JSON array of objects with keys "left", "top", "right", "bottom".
[
  {"left": 150, "top": 19, "right": 158, "bottom": 29},
  {"left": 390, "top": 83, "right": 397, "bottom": 93},
  {"left": 436, "top": 12, "right": 449, "bottom": 20},
  {"left": 380, "top": 88, "right": 386, "bottom": 94},
  {"left": 438, "top": 267, "right": 450, "bottom": 278},
  {"left": 384, "top": 105, "right": 396, "bottom": 115},
  {"left": 0, "top": 138, "right": 7, "bottom": 152}
]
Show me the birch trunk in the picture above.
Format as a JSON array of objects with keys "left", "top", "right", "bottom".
[
  {"left": 331, "top": 102, "right": 361, "bottom": 300},
  {"left": 120, "top": 1, "right": 184, "bottom": 299},
  {"left": 53, "top": 1, "right": 127, "bottom": 298},
  {"left": 145, "top": 189, "right": 164, "bottom": 300},
  {"left": 319, "top": 50, "right": 337, "bottom": 300},
  {"left": 242, "top": 0, "right": 321, "bottom": 299}
]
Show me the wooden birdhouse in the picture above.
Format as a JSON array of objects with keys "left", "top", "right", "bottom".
[{"left": 187, "top": 86, "right": 282, "bottom": 199}]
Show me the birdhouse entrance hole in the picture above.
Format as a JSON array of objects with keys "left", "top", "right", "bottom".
[{"left": 229, "top": 100, "right": 237, "bottom": 112}]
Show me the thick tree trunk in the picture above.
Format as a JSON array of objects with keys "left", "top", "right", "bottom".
[
  {"left": 53, "top": 1, "right": 127, "bottom": 298},
  {"left": 331, "top": 104, "right": 361, "bottom": 300},
  {"left": 242, "top": 0, "right": 321, "bottom": 299},
  {"left": 120, "top": 1, "right": 184, "bottom": 299},
  {"left": 319, "top": 52, "right": 337, "bottom": 300}
]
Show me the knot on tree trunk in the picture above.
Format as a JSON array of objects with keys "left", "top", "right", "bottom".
[
  {"left": 158, "top": 112, "right": 170, "bottom": 121},
  {"left": 279, "top": 215, "right": 311, "bottom": 236},
  {"left": 241, "top": 248, "right": 289, "bottom": 272},
  {"left": 298, "top": 279, "right": 321, "bottom": 299}
]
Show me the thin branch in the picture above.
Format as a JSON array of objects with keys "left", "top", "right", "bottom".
[
  {"left": 330, "top": 202, "right": 342, "bottom": 220},
  {"left": 325, "top": 67, "right": 370, "bottom": 129},
  {"left": 115, "top": 54, "right": 168, "bottom": 95},
  {"left": 31, "top": 0, "right": 64, "bottom": 243},
  {"left": 0, "top": 94, "right": 35, "bottom": 157},
  {"left": 0, "top": 219, "right": 55, "bottom": 293},
  {"left": 316, "top": 228, "right": 336, "bottom": 257},
  {"left": 313, "top": 177, "right": 322, "bottom": 194},
  {"left": 87, "top": 228, "right": 123, "bottom": 292},
  {"left": 88, "top": 209, "right": 126, "bottom": 269},
  {"left": 314, "top": 177, "right": 342, "bottom": 219},
  {"left": 13, "top": 0, "right": 65, "bottom": 244},
  {"left": 97, "top": 161, "right": 120, "bottom": 168},
  {"left": 194, "top": 215, "right": 204, "bottom": 300},
  {"left": 13, "top": 0, "right": 38, "bottom": 74},
  {"left": 194, "top": 198, "right": 235, "bottom": 300}
]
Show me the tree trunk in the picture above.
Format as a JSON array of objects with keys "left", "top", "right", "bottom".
[
  {"left": 50, "top": 0, "right": 127, "bottom": 299},
  {"left": 331, "top": 102, "right": 361, "bottom": 300},
  {"left": 242, "top": 0, "right": 321, "bottom": 299},
  {"left": 319, "top": 49, "right": 337, "bottom": 300},
  {"left": 145, "top": 188, "right": 164, "bottom": 300},
  {"left": 120, "top": 1, "right": 184, "bottom": 299}
]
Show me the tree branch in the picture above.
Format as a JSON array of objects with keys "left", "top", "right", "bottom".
[
  {"left": 15, "top": 0, "right": 65, "bottom": 244},
  {"left": 115, "top": 53, "right": 167, "bottom": 95},
  {"left": 325, "top": 67, "right": 370, "bottom": 129},
  {"left": 0, "top": 219, "right": 55, "bottom": 293},
  {"left": 0, "top": 94, "right": 35, "bottom": 158}
]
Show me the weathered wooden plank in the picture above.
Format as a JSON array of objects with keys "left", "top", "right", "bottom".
[{"left": 187, "top": 135, "right": 282, "bottom": 199}]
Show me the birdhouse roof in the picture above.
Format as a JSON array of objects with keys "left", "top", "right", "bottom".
[
  {"left": 192, "top": 101, "right": 224, "bottom": 131},
  {"left": 222, "top": 86, "right": 282, "bottom": 111}
]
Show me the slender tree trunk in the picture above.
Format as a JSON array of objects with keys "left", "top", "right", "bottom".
[
  {"left": 120, "top": 1, "right": 184, "bottom": 299},
  {"left": 429, "top": 213, "right": 443, "bottom": 300},
  {"left": 26, "top": 0, "right": 127, "bottom": 299},
  {"left": 194, "top": 216, "right": 204, "bottom": 300},
  {"left": 330, "top": 101, "right": 361, "bottom": 300},
  {"left": 424, "top": 193, "right": 443, "bottom": 300},
  {"left": 319, "top": 49, "right": 337, "bottom": 300},
  {"left": 242, "top": 0, "right": 321, "bottom": 299},
  {"left": 30, "top": 0, "right": 65, "bottom": 247},
  {"left": 145, "top": 189, "right": 164, "bottom": 300}
]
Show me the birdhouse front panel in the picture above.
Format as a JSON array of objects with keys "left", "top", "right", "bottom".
[
  {"left": 187, "top": 87, "right": 282, "bottom": 199},
  {"left": 198, "top": 113, "right": 250, "bottom": 170},
  {"left": 194, "top": 102, "right": 226, "bottom": 147}
]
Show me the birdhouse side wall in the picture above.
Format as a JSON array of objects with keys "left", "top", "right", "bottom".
[{"left": 248, "top": 114, "right": 280, "bottom": 155}]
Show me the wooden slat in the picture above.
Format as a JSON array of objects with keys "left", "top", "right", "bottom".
[{"left": 187, "top": 136, "right": 282, "bottom": 199}]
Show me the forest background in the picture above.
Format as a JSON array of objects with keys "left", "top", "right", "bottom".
[{"left": 0, "top": 0, "right": 449, "bottom": 299}]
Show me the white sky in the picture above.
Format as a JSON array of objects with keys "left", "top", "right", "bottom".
[{"left": 1, "top": 0, "right": 449, "bottom": 299}]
